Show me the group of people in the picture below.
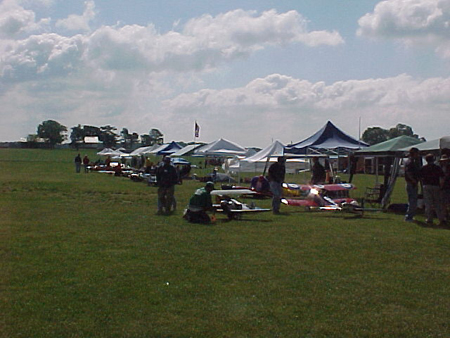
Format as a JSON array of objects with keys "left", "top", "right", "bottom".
[
  {"left": 405, "top": 147, "right": 450, "bottom": 227},
  {"left": 74, "top": 154, "right": 90, "bottom": 173},
  {"left": 76, "top": 149, "right": 450, "bottom": 226}
]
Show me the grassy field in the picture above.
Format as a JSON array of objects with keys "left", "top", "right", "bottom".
[{"left": 2, "top": 148, "right": 449, "bottom": 338}]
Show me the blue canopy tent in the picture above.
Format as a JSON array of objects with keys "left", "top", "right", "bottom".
[
  {"left": 285, "top": 121, "right": 368, "bottom": 155},
  {"left": 156, "top": 141, "right": 183, "bottom": 155}
]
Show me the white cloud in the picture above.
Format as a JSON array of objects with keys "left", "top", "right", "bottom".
[
  {"left": 1, "top": 71, "right": 449, "bottom": 145},
  {"left": 55, "top": 0, "right": 96, "bottom": 32},
  {"left": 161, "top": 74, "right": 450, "bottom": 145},
  {"left": 0, "top": 0, "right": 50, "bottom": 38},
  {"left": 358, "top": 0, "right": 450, "bottom": 58},
  {"left": 1, "top": 33, "right": 85, "bottom": 81},
  {"left": 1, "top": 9, "right": 344, "bottom": 83},
  {"left": 5, "top": 5, "right": 447, "bottom": 145},
  {"left": 182, "top": 9, "right": 343, "bottom": 49},
  {"left": 84, "top": 9, "right": 343, "bottom": 72}
]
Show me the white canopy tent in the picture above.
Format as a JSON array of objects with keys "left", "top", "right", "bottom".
[
  {"left": 225, "top": 140, "right": 308, "bottom": 174},
  {"left": 97, "top": 148, "right": 123, "bottom": 156},
  {"left": 397, "top": 136, "right": 450, "bottom": 154},
  {"left": 439, "top": 136, "right": 450, "bottom": 149},
  {"left": 171, "top": 144, "right": 203, "bottom": 157},
  {"left": 194, "top": 138, "right": 248, "bottom": 156},
  {"left": 129, "top": 144, "right": 161, "bottom": 156}
]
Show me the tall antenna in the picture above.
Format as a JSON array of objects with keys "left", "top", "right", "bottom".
[{"left": 358, "top": 116, "right": 362, "bottom": 148}]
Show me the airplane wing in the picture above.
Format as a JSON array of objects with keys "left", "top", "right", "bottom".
[
  {"left": 211, "top": 189, "right": 256, "bottom": 196},
  {"left": 313, "top": 183, "right": 356, "bottom": 191}
]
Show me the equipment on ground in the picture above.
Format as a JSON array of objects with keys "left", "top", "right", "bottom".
[{"left": 210, "top": 189, "right": 271, "bottom": 220}]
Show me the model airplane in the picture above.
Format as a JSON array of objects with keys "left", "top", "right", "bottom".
[
  {"left": 220, "top": 185, "right": 272, "bottom": 199},
  {"left": 281, "top": 183, "right": 379, "bottom": 215},
  {"left": 210, "top": 189, "right": 271, "bottom": 220}
]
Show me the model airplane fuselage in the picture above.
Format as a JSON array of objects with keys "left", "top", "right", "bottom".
[{"left": 210, "top": 189, "right": 271, "bottom": 219}]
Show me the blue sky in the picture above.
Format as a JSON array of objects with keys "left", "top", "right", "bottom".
[{"left": 1, "top": 0, "right": 449, "bottom": 147}]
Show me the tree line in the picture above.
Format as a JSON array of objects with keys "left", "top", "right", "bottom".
[
  {"left": 29, "top": 120, "right": 424, "bottom": 149},
  {"left": 361, "top": 123, "right": 424, "bottom": 145},
  {"left": 28, "top": 120, "right": 165, "bottom": 149}
]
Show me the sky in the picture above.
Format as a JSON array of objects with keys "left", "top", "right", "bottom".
[{"left": 1, "top": 0, "right": 449, "bottom": 147}]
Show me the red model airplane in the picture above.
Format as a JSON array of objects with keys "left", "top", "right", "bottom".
[{"left": 281, "top": 183, "right": 366, "bottom": 213}]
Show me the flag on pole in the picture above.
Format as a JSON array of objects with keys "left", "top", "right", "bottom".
[{"left": 194, "top": 122, "right": 200, "bottom": 138}]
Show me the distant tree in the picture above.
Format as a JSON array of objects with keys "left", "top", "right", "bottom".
[
  {"left": 362, "top": 123, "right": 424, "bottom": 145},
  {"left": 361, "top": 127, "right": 389, "bottom": 145},
  {"left": 70, "top": 124, "right": 84, "bottom": 148},
  {"left": 149, "top": 128, "right": 164, "bottom": 145},
  {"left": 120, "top": 128, "right": 129, "bottom": 146},
  {"left": 388, "top": 123, "right": 420, "bottom": 139},
  {"left": 37, "top": 120, "right": 67, "bottom": 147},
  {"left": 131, "top": 132, "right": 139, "bottom": 147},
  {"left": 99, "top": 125, "right": 118, "bottom": 148},
  {"left": 140, "top": 134, "right": 152, "bottom": 146},
  {"left": 83, "top": 125, "right": 101, "bottom": 137},
  {"left": 120, "top": 128, "right": 139, "bottom": 149},
  {"left": 140, "top": 129, "right": 164, "bottom": 146}
]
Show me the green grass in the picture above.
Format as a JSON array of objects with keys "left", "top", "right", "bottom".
[{"left": 2, "top": 149, "right": 450, "bottom": 337}]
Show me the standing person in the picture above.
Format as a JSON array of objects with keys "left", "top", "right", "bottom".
[
  {"left": 404, "top": 147, "right": 422, "bottom": 222},
  {"left": 348, "top": 153, "right": 358, "bottom": 183},
  {"left": 420, "top": 154, "right": 446, "bottom": 226},
  {"left": 74, "top": 153, "right": 82, "bottom": 173},
  {"left": 440, "top": 154, "right": 450, "bottom": 222},
  {"left": 268, "top": 156, "right": 286, "bottom": 214},
  {"left": 155, "top": 156, "right": 179, "bottom": 215},
  {"left": 82, "top": 155, "right": 90, "bottom": 173},
  {"left": 105, "top": 156, "right": 112, "bottom": 168},
  {"left": 310, "top": 157, "right": 326, "bottom": 184}
]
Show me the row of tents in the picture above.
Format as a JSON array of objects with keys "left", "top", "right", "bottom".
[
  {"left": 97, "top": 121, "right": 450, "bottom": 170},
  {"left": 96, "top": 121, "right": 369, "bottom": 172},
  {"left": 96, "top": 121, "right": 449, "bottom": 210}
]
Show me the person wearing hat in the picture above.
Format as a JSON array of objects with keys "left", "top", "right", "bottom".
[
  {"left": 404, "top": 147, "right": 422, "bottom": 222},
  {"left": 156, "top": 156, "right": 179, "bottom": 215},
  {"left": 184, "top": 182, "right": 215, "bottom": 223},
  {"left": 420, "top": 154, "right": 446, "bottom": 226}
]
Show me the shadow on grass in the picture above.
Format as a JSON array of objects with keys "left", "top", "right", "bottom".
[
  {"left": 309, "top": 212, "right": 391, "bottom": 221},
  {"left": 416, "top": 220, "right": 450, "bottom": 230},
  {"left": 214, "top": 217, "right": 273, "bottom": 224}
]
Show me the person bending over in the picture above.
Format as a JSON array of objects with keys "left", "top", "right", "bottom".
[{"left": 184, "top": 182, "right": 215, "bottom": 223}]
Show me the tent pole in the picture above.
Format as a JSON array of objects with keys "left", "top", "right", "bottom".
[
  {"left": 375, "top": 157, "right": 379, "bottom": 184},
  {"left": 262, "top": 156, "right": 271, "bottom": 177}
]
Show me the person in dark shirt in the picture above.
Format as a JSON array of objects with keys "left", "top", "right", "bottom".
[
  {"left": 184, "top": 182, "right": 215, "bottom": 223},
  {"left": 404, "top": 147, "right": 422, "bottom": 222},
  {"left": 74, "top": 154, "right": 82, "bottom": 173},
  {"left": 82, "top": 155, "right": 90, "bottom": 173},
  {"left": 250, "top": 175, "right": 270, "bottom": 194},
  {"left": 420, "top": 153, "right": 445, "bottom": 226},
  {"left": 156, "top": 156, "right": 179, "bottom": 215},
  {"left": 268, "top": 157, "right": 286, "bottom": 214},
  {"left": 348, "top": 152, "right": 358, "bottom": 183},
  {"left": 440, "top": 154, "right": 450, "bottom": 222},
  {"left": 310, "top": 157, "right": 326, "bottom": 184}
]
